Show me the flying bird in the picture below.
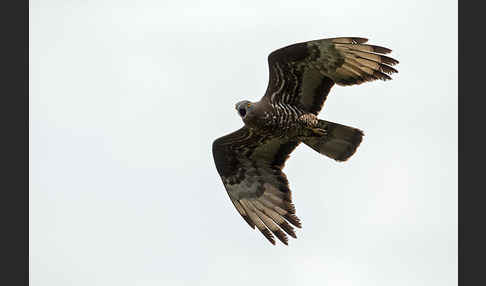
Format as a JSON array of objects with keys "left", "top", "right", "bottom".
[{"left": 212, "top": 37, "right": 398, "bottom": 245}]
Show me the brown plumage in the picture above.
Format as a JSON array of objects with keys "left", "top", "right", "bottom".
[{"left": 212, "top": 37, "right": 398, "bottom": 245}]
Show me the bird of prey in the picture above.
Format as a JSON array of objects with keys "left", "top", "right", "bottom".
[{"left": 212, "top": 37, "right": 398, "bottom": 245}]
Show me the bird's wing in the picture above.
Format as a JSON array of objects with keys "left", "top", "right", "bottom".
[
  {"left": 263, "top": 37, "right": 399, "bottom": 114},
  {"left": 212, "top": 127, "right": 302, "bottom": 245}
]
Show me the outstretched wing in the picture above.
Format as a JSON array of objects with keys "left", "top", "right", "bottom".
[
  {"left": 212, "top": 127, "right": 302, "bottom": 245},
  {"left": 263, "top": 37, "right": 399, "bottom": 114}
]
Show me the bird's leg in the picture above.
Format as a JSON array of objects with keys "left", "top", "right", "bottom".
[{"left": 298, "top": 114, "right": 327, "bottom": 137}]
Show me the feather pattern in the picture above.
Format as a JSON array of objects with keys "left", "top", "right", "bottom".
[
  {"left": 213, "top": 127, "right": 302, "bottom": 245},
  {"left": 264, "top": 37, "right": 399, "bottom": 114}
]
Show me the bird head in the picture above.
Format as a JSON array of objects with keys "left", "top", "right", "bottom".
[{"left": 235, "top": 100, "right": 254, "bottom": 119}]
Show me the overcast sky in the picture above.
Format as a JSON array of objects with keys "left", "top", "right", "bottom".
[{"left": 30, "top": 1, "right": 457, "bottom": 285}]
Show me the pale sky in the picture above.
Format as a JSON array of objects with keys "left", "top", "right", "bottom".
[{"left": 30, "top": 1, "right": 457, "bottom": 285}]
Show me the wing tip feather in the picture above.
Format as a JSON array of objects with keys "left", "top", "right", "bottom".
[
  {"left": 285, "top": 213, "right": 302, "bottom": 228},
  {"left": 261, "top": 228, "right": 276, "bottom": 245}
]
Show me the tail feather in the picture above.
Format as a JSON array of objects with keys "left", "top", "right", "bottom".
[{"left": 303, "top": 120, "right": 363, "bottom": 162}]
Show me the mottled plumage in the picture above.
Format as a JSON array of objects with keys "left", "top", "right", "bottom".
[{"left": 212, "top": 37, "right": 398, "bottom": 245}]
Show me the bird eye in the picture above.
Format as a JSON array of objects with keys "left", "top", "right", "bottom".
[
  {"left": 238, "top": 107, "right": 247, "bottom": 117},
  {"left": 247, "top": 103, "right": 251, "bottom": 107}
]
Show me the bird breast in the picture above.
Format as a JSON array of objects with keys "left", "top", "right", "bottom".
[{"left": 247, "top": 103, "right": 305, "bottom": 136}]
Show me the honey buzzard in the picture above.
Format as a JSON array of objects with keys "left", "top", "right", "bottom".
[{"left": 212, "top": 37, "right": 398, "bottom": 245}]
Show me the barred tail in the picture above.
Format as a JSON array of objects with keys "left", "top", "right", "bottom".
[{"left": 303, "top": 120, "right": 364, "bottom": 162}]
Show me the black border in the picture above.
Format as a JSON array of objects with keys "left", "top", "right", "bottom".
[
  {"left": 458, "top": 2, "right": 461, "bottom": 283},
  {"left": 2, "top": 0, "right": 28, "bottom": 285},
  {"left": 458, "top": 1, "right": 461, "bottom": 282},
  {"left": 459, "top": 2, "right": 484, "bottom": 286}
]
